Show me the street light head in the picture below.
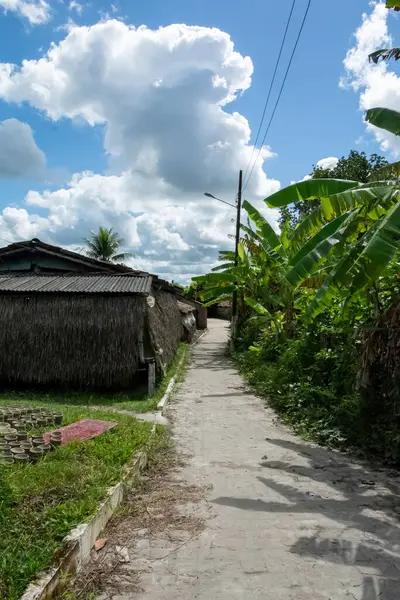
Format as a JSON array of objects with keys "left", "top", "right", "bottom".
[{"left": 203, "top": 192, "right": 236, "bottom": 208}]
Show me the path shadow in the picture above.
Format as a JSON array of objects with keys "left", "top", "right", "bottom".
[{"left": 212, "top": 437, "right": 400, "bottom": 599}]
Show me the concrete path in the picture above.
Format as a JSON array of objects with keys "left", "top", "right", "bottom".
[{"left": 97, "top": 319, "right": 400, "bottom": 600}]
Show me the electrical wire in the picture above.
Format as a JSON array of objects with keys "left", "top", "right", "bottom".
[
  {"left": 243, "top": 0, "right": 297, "bottom": 184},
  {"left": 243, "top": 0, "right": 313, "bottom": 191}
]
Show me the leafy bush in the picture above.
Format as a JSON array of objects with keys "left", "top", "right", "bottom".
[{"left": 235, "top": 290, "right": 400, "bottom": 462}]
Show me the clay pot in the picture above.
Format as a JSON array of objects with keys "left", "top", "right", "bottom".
[
  {"left": 4, "top": 434, "right": 17, "bottom": 443},
  {"left": 50, "top": 437, "right": 62, "bottom": 447},
  {"left": 9, "top": 441, "right": 21, "bottom": 448},
  {"left": 13, "top": 453, "right": 29, "bottom": 463},
  {"left": 11, "top": 447, "right": 23, "bottom": 456},
  {"left": 21, "top": 441, "right": 32, "bottom": 451},
  {"left": 0, "top": 425, "right": 10, "bottom": 437},
  {"left": 1, "top": 448, "right": 12, "bottom": 457},
  {"left": 0, "top": 456, "right": 13, "bottom": 465},
  {"left": 38, "top": 444, "right": 51, "bottom": 454},
  {"left": 16, "top": 431, "right": 28, "bottom": 441},
  {"left": 29, "top": 447, "right": 44, "bottom": 462},
  {"left": 53, "top": 413, "right": 63, "bottom": 425},
  {"left": 36, "top": 418, "right": 47, "bottom": 426},
  {"left": 32, "top": 436, "right": 44, "bottom": 447}
]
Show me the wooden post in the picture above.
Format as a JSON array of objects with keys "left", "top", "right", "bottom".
[{"left": 147, "top": 359, "right": 156, "bottom": 397}]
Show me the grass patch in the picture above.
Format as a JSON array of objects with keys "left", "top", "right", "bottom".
[
  {"left": 0, "top": 402, "right": 156, "bottom": 600},
  {"left": 0, "top": 343, "right": 189, "bottom": 414}
]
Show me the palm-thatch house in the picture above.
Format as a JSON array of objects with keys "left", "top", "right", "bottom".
[
  {"left": 208, "top": 300, "right": 232, "bottom": 320},
  {"left": 0, "top": 271, "right": 183, "bottom": 392},
  {"left": 0, "top": 238, "right": 207, "bottom": 331}
]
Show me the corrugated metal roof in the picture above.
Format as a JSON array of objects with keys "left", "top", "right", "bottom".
[{"left": 0, "top": 273, "right": 152, "bottom": 295}]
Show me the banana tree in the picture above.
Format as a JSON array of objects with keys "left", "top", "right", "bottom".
[
  {"left": 264, "top": 178, "right": 400, "bottom": 318},
  {"left": 194, "top": 200, "right": 304, "bottom": 337}
]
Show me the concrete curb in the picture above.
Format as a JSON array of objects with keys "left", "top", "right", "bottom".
[
  {"left": 20, "top": 426, "right": 156, "bottom": 600},
  {"left": 157, "top": 329, "right": 208, "bottom": 416}
]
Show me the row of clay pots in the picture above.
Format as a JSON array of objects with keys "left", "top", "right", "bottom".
[
  {"left": 0, "top": 431, "right": 62, "bottom": 464},
  {"left": 0, "top": 406, "right": 63, "bottom": 424}
]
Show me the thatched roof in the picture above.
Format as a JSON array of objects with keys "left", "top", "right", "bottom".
[{"left": 177, "top": 300, "right": 196, "bottom": 314}]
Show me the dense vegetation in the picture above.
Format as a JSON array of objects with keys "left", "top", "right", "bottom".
[{"left": 194, "top": 74, "right": 400, "bottom": 463}]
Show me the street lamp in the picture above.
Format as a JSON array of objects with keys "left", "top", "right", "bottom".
[
  {"left": 204, "top": 192, "right": 236, "bottom": 208},
  {"left": 204, "top": 170, "right": 243, "bottom": 337}
]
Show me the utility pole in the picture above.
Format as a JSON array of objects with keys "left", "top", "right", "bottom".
[
  {"left": 203, "top": 170, "right": 243, "bottom": 343},
  {"left": 231, "top": 169, "right": 242, "bottom": 341}
]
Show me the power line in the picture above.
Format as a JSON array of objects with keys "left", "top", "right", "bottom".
[
  {"left": 244, "top": 0, "right": 313, "bottom": 191},
  {"left": 243, "top": 0, "right": 297, "bottom": 183}
]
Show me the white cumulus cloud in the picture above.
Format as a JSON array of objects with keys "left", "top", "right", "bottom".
[
  {"left": 0, "top": 118, "right": 46, "bottom": 178},
  {"left": 341, "top": 1, "right": 400, "bottom": 155},
  {"left": 0, "top": 0, "right": 50, "bottom": 24},
  {"left": 68, "top": 1, "right": 84, "bottom": 15},
  {"left": 0, "top": 20, "right": 280, "bottom": 281},
  {"left": 316, "top": 156, "right": 339, "bottom": 170}
]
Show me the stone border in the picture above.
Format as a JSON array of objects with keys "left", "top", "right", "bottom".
[
  {"left": 20, "top": 425, "right": 156, "bottom": 600},
  {"left": 157, "top": 329, "right": 208, "bottom": 415}
]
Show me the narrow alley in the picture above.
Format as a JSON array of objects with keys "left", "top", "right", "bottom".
[{"left": 92, "top": 319, "right": 400, "bottom": 600}]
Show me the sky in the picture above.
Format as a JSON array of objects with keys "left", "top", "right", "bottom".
[{"left": 0, "top": 0, "right": 398, "bottom": 283}]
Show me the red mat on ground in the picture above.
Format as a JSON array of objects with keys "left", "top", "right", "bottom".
[{"left": 43, "top": 419, "right": 117, "bottom": 445}]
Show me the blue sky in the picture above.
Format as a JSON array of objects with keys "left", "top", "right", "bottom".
[{"left": 0, "top": 0, "right": 397, "bottom": 280}]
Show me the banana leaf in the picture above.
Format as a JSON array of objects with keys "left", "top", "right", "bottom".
[
  {"left": 203, "top": 292, "right": 234, "bottom": 308},
  {"left": 201, "top": 285, "right": 236, "bottom": 301},
  {"left": 291, "top": 186, "right": 398, "bottom": 241},
  {"left": 244, "top": 297, "right": 271, "bottom": 315},
  {"left": 307, "top": 245, "right": 361, "bottom": 319},
  {"left": 366, "top": 107, "right": 400, "bottom": 137},
  {"left": 192, "top": 272, "right": 236, "bottom": 283},
  {"left": 369, "top": 48, "right": 400, "bottom": 63},
  {"left": 242, "top": 200, "right": 281, "bottom": 251},
  {"left": 288, "top": 213, "right": 350, "bottom": 267},
  {"left": 348, "top": 201, "right": 400, "bottom": 291},
  {"left": 265, "top": 179, "right": 359, "bottom": 208}
]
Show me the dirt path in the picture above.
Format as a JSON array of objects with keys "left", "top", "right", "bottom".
[{"left": 87, "top": 319, "right": 400, "bottom": 600}]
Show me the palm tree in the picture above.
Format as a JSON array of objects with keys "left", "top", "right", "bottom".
[{"left": 84, "top": 227, "right": 135, "bottom": 263}]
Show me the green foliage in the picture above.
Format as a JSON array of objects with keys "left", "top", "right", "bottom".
[
  {"left": 235, "top": 288, "right": 400, "bottom": 460},
  {"left": 0, "top": 402, "right": 159, "bottom": 599},
  {"left": 84, "top": 226, "right": 135, "bottom": 263},
  {"left": 366, "top": 107, "right": 400, "bottom": 137},
  {"left": 279, "top": 151, "right": 388, "bottom": 228},
  {"left": 192, "top": 140, "right": 400, "bottom": 464}
]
